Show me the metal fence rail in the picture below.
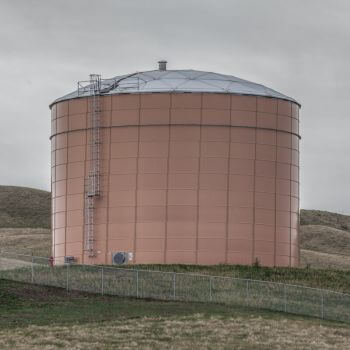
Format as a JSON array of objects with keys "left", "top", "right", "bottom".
[{"left": 0, "top": 251, "right": 349, "bottom": 323}]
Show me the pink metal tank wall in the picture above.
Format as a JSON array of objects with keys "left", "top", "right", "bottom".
[{"left": 50, "top": 92, "right": 300, "bottom": 267}]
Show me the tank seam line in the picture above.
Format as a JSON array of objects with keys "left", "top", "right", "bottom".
[
  {"left": 164, "top": 98, "right": 171, "bottom": 263},
  {"left": 105, "top": 105, "right": 112, "bottom": 264},
  {"left": 195, "top": 94, "right": 203, "bottom": 264},
  {"left": 297, "top": 115, "right": 301, "bottom": 266},
  {"left": 252, "top": 97, "right": 257, "bottom": 265},
  {"left": 52, "top": 108, "right": 57, "bottom": 262},
  {"left": 50, "top": 125, "right": 301, "bottom": 140},
  {"left": 50, "top": 94, "right": 301, "bottom": 110},
  {"left": 290, "top": 144, "right": 292, "bottom": 267},
  {"left": 274, "top": 128, "right": 278, "bottom": 267},
  {"left": 133, "top": 95, "right": 141, "bottom": 263},
  {"left": 225, "top": 97, "right": 232, "bottom": 263},
  {"left": 64, "top": 102, "right": 69, "bottom": 262}
]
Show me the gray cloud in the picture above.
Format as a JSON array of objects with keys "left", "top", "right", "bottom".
[{"left": 0, "top": 0, "right": 349, "bottom": 213}]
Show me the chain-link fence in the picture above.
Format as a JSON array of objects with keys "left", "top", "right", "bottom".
[{"left": 0, "top": 251, "right": 349, "bottom": 323}]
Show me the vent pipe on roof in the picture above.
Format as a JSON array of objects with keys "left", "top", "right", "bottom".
[{"left": 158, "top": 60, "right": 167, "bottom": 71}]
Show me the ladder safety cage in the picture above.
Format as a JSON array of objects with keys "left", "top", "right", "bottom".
[
  {"left": 77, "top": 71, "right": 144, "bottom": 258},
  {"left": 83, "top": 74, "right": 102, "bottom": 257}
]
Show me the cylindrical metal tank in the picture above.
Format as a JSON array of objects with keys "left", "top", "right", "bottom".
[{"left": 50, "top": 64, "right": 300, "bottom": 267}]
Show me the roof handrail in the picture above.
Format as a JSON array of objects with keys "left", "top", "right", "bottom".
[{"left": 100, "top": 72, "right": 139, "bottom": 94}]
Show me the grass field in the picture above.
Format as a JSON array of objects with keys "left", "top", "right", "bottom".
[
  {"left": 0, "top": 279, "right": 349, "bottom": 350},
  {"left": 114, "top": 263, "right": 350, "bottom": 293},
  {"left": 0, "top": 228, "right": 51, "bottom": 257},
  {"left": 301, "top": 249, "right": 350, "bottom": 270},
  {"left": 1, "top": 260, "right": 349, "bottom": 326},
  {"left": 1, "top": 253, "right": 350, "bottom": 293}
]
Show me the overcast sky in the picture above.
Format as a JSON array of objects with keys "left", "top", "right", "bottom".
[{"left": 0, "top": 0, "right": 349, "bottom": 214}]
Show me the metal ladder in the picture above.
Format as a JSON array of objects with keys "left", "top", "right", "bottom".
[
  {"left": 78, "top": 72, "right": 141, "bottom": 258},
  {"left": 84, "top": 74, "right": 101, "bottom": 257}
]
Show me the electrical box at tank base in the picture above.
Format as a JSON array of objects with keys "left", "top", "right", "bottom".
[{"left": 64, "top": 256, "right": 76, "bottom": 264}]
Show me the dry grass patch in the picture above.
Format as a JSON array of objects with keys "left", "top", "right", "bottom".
[
  {"left": 300, "top": 225, "right": 350, "bottom": 255},
  {"left": 0, "top": 257, "right": 33, "bottom": 270},
  {"left": 300, "top": 209, "right": 350, "bottom": 231},
  {"left": 0, "top": 314, "right": 349, "bottom": 350},
  {"left": 0, "top": 228, "right": 51, "bottom": 257},
  {"left": 0, "top": 185, "right": 50, "bottom": 229},
  {"left": 301, "top": 249, "right": 350, "bottom": 270}
]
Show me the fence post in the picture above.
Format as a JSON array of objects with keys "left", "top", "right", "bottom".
[
  {"left": 136, "top": 270, "right": 139, "bottom": 298},
  {"left": 173, "top": 273, "right": 176, "bottom": 301},
  {"left": 101, "top": 267, "right": 104, "bottom": 296},
  {"left": 66, "top": 263, "right": 69, "bottom": 291},
  {"left": 321, "top": 291, "right": 324, "bottom": 319},
  {"left": 209, "top": 276, "right": 212, "bottom": 302},
  {"left": 31, "top": 254, "right": 34, "bottom": 284},
  {"left": 284, "top": 284, "right": 287, "bottom": 313}
]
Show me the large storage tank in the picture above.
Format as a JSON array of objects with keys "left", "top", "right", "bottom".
[{"left": 50, "top": 62, "right": 300, "bottom": 267}]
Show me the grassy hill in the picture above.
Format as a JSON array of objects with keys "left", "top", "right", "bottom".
[
  {"left": 0, "top": 186, "right": 50, "bottom": 229},
  {"left": 299, "top": 209, "right": 350, "bottom": 269},
  {"left": 300, "top": 225, "right": 350, "bottom": 255},
  {"left": 0, "top": 279, "right": 349, "bottom": 350},
  {"left": 300, "top": 209, "right": 350, "bottom": 231}
]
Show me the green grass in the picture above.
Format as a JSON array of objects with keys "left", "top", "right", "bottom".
[
  {"left": 1, "top": 262, "right": 349, "bottom": 324},
  {"left": 0, "top": 279, "right": 347, "bottom": 329},
  {"left": 118, "top": 263, "right": 350, "bottom": 293},
  {"left": 2, "top": 258, "right": 350, "bottom": 293},
  {"left": 0, "top": 279, "right": 349, "bottom": 350},
  {"left": 0, "top": 278, "right": 288, "bottom": 329}
]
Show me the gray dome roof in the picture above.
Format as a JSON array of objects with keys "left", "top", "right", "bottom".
[{"left": 51, "top": 69, "right": 299, "bottom": 106}]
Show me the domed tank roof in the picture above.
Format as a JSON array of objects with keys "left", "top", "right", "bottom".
[{"left": 51, "top": 67, "right": 299, "bottom": 106}]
